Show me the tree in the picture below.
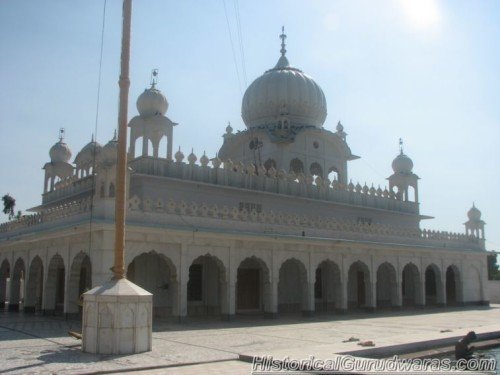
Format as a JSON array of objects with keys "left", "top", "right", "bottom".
[
  {"left": 487, "top": 252, "right": 500, "bottom": 280},
  {"left": 2, "top": 194, "right": 16, "bottom": 220}
]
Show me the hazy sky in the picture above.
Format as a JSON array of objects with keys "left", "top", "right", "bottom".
[{"left": 0, "top": 0, "right": 498, "bottom": 251}]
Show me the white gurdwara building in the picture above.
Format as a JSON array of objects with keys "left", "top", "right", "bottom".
[{"left": 0, "top": 32, "right": 489, "bottom": 320}]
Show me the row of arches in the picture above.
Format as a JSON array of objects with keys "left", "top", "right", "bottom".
[
  {"left": 0, "top": 253, "right": 91, "bottom": 314},
  {"left": 0, "top": 252, "right": 476, "bottom": 318},
  {"left": 125, "top": 253, "right": 469, "bottom": 318},
  {"left": 266, "top": 158, "right": 340, "bottom": 182}
]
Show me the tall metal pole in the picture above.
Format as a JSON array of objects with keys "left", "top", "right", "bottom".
[{"left": 113, "top": 0, "right": 132, "bottom": 280}]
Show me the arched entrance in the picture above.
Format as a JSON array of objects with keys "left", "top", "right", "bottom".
[
  {"left": 425, "top": 264, "right": 442, "bottom": 306},
  {"left": 278, "top": 258, "right": 308, "bottom": 313},
  {"left": 446, "top": 265, "right": 462, "bottom": 306},
  {"left": 376, "top": 262, "right": 398, "bottom": 308},
  {"left": 128, "top": 252, "right": 177, "bottom": 318},
  {"left": 187, "top": 255, "right": 226, "bottom": 316},
  {"left": 9, "top": 258, "right": 25, "bottom": 312},
  {"left": 402, "top": 263, "right": 421, "bottom": 307},
  {"left": 67, "top": 253, "right": 92, "bottom": 315},
  {"left": 25, "top": 256, "right": 44, "bottom": 313},
  {"left": 315, "top": 260, "right": 341, "bottom": 313},
  {"left": 45, "top": 254, "right": 65, "bottom": 315},
  {"left": 236, "top": 257, "right": 270, "bottom": 313},
  {"left": 0, "top": 259, "right": 9, "bottom": 309},
  {"left": 347, "top": 261, "right": 371, "bottom": 309}
]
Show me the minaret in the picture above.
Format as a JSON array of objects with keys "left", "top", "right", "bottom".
[
  {"left": 128, "top": 69, "right": 177, "bottom": 160},
  {"left": 43, "top": 128, "right": 74, "bottom": 196},
  {"left": 464, "top": 203, "right": 485, "bottom": 240},
  {"left": 387, "top": 139, "right": 419, "bottom": 202}
]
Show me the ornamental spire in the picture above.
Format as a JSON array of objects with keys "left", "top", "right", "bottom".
[
  {"left": 150, "top": 68, "right": 158, "bottom": 89},
  {"left": 280, "top": 26, "right": 287, "bottom": 57},
  {"left": 399, "top": 138, "right": 404, "bottom": 154}
]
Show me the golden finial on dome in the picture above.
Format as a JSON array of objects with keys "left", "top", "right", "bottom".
[
  {"left": 280, "top": 26, "right": 287, "bottom": 57},
  {"left": 150, "top": 68, "right": 158, "bottom": 88}
]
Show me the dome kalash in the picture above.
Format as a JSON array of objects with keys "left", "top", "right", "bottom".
[{"left": 241, "top": 28, "right": 327, "bottom": 129}]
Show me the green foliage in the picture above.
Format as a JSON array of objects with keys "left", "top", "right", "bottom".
[
  {"left": 487, "top": 253, "right": 500, "bottom": 280},
  {"left": 2, "top": 194, "right": 16, "bottom": 220}
]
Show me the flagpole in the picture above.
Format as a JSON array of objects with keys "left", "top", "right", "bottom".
[{"left": 113, "top": 0, "right": 132, "bottom": 280}]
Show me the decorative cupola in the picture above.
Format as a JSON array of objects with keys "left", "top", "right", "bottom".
[
  {"left": 241, "top": 27, "right": 327, "bottom": 131},
  {"left": 464, "top": 203, "right": 485, "bottom": 240},
  {"left": 43, "top": 129, "right": 75, "bottom": 193},
  {"left": 387, "top": 139, "right": 419, "bottom": 202},
  {"left": 223, "top": 121, "right": 234, "bottom": 140},
  {"left": 128, "top": 69, "right": 177, "bottom": 160},
  {"left": 336, "top": 121, "right": 347, "bottom": 141},
  {"left": 95, "top": 130, "right": 119, "bottom": 199},
  {"left": 99, "top": 129, "right": 118, "bottom": 166},
  {"left": 74, "top": 134, "right": 102, "bottom": 178}
]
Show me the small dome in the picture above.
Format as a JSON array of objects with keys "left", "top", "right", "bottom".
[
  {"left": 136, "top": 86, "right": 168, "bottom": 117},
  {"left": 241, "top": 30, "right": 327, "bottom": 129},
  {"left": 50, "top": 140, "right": 72, "bottom": 163},
  {"left": 467, "top": 204, "right": 481, "bottom": 221},
  {"left": 187, "top": 149, "right": 197, "bottom": 165},
  {"left": 336, "top": 121, "right": 344, "bottom": 132},
  {"left": 392, "top": 152, "right": 413, "bottom": 174},
  {"left": 100, "top": 131, "right": 118, "bottom": 164},
  {"left": 200, "top": 151, "right": 209, "bottom": 166},
  {"left": 174, "top": 147, "right": 184, "bottom": 163},
  {"left": 75, "top": 137, "right": 102, "bottom": 166}
]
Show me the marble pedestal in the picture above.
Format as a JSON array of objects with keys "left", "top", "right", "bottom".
[{"left": 82, "top": 278, "right": 152, "bottom": 354}]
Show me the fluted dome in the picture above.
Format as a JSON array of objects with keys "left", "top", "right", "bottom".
[
  {"left": 241, "top": 32, "right": 327, "bottom": 129},
  {"left": 136, "top": 86, "right": 168, "bottom": 117},
  {"left": 100, "top": 131, "right": 118, "bottom": 164},
  {"left": 392, "top": 152, "right": 414, "bottom": 174},
  {"left": 75, "top": 138, "right": 102, "bottom": 166},
  {"left": 467, "top": 204, "right": 481, "bottom": 221},
  {"left": 50, "top": 140, "right": 72, "bottom": 163}
]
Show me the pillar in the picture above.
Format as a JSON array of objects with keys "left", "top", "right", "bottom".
[
  {"left": 221, "top": 279, "right": 236, "bottom": 320},
  {"left": 303, "top": 281, "right": 315, "bottom": 317},
  {"left": 265, "top": 277, "right": 278, "bottom": 318},
  {"left": 437, "top": 271, "right": 446, "bottom": 307}
]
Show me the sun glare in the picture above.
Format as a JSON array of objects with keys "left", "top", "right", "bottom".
[{"left": 398, "top": 0, "right": 440, "bottom": 30}]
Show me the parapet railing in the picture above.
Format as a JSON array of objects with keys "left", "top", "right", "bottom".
[
  {"left": 0, "top": 197, "right": 92, "bottom": 234},
  {"left": 128, "top": 156, "right": 419, "bottom": 215},
  {"left": 42, "top": 175, "right": 94, "bottom": 204},
  {"left": 127, "top": 195, "right": 482, "bottom": 250}
]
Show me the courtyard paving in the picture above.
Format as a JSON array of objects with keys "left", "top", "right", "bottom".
[{"left": 0, "top": 305, "right": 499, "bottom": 374}]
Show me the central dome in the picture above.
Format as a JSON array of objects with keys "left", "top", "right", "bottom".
[{"left": 241, "top": 30, "right": 327, "bottom": 129}]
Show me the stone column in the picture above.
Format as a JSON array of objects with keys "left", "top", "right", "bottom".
[
  {"left": 336, "top": 281, "right": 348, "bottom": 313},
  {"left": 221, "top": 279, "right": 236, "bottom": 320},
  {"left": 174, "top": 279, "right": 187, "bottom": 322},
  {"left": 142, "top": 136, "right": 148, "bottom": 157},
  {"left": 367, "top": 280, "right": 377, "bottom": 312},
  {"left": 5, "top": 278, "right": 11, "bottom": 310},
  {"left": 437, "top": 272, "right": 446, "bottom": 307},
  {"left": 303, "top": 281, "right": 315, "bottom": 317},
  {"left": 394, "top": 279, "right": 403, "bottom": 309},
  {"left": 265, "top": 277, "right": 278, "bottom": 318},
  {"left": 167, "top": 127, "right": 173, "bottom": 161}
]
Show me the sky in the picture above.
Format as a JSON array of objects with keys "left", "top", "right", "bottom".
[{"left": 0, "top": 0, "right": 498, "bottom": 252}]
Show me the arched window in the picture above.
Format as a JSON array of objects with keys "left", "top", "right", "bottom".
[
  {"left": 310, "top": 162, "right": 323, "bottom": 178},
  {"left": 264, "top": 158, "right": 277, "bottom": 171},
  {"left": 289, "top": 158, "right": 304, "bottom": 174},
  {"left": 328, "top": 166, "right": 340, "bottom": 182}
]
